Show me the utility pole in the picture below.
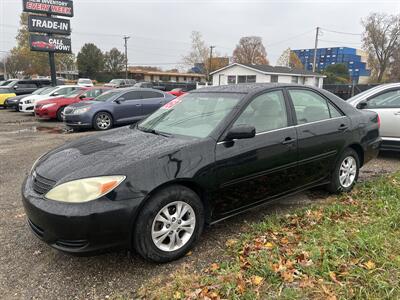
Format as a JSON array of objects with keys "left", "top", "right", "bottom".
[
  {"left": 123, "top": 35, "right": 130, "bottom": 79},
  {"left": 3, "top": 55, "right": 6, "bottom": 80},
  {"left": 312, "top": 27, "right": 320, "bottom": 73},
  {"left": 47, "top": 12, "right": 57, "bottom": 86},
  {"left": 208, "top": 45, "right": 215, "bottom": 82}
]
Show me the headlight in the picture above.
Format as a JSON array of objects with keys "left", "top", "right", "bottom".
[
  {"left": 41, "top": 103, "right": 56, "bottom": 109},
  {"left": 45, "top": 175, "right": 126, "bottom": 203},
  {"left": 25, "top": 100, "right": 32, "bottom": 104},
  {"left": 73, "top": 107, "right": 91, "bottom": 115}
]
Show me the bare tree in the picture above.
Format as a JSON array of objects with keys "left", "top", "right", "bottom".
[
  {"left": 232, "top": 36, "right": 269, "bottom": 65},
  {"left": 362, "top": 13, "right": 400, "bottom": 82},
  {"left": 182, "top": 31, "right": 209, "bottom": 71},
  {"left": 276, "top": 48, "right": 303, "bottom": 69}
]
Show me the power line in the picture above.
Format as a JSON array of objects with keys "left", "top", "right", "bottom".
[
  {"left": 265, "top": 29, "right": 314, "bottom": 47},
  {"left": 319, "top": 39, "right": 361, "bottom": 45},
  {"left": 320, "top": 27, "right": 362, "bottom": 36}
]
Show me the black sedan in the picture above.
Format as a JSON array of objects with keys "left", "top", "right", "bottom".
[
  {"left": 22, "top": 83, "right": 381, "bottom": 262},
  {"left": 63, "top": 88, "right": 175, "bottom": 130}
]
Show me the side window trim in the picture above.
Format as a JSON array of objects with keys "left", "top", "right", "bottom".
[
  {"left": 286, "top": 87, "right": 344, "bottom": 125},
  {"left": 366, "top": 88, "right": 400, "bottom": 109}
]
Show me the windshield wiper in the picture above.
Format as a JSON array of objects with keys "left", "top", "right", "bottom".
[{"left": 139, "top": 127, "right": 172, "bottom": 137}]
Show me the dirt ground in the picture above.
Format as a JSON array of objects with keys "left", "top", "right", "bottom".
[{"left": 0, "top": 108, "right": 399, "bottom": 299}]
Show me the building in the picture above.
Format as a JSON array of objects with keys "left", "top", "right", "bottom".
[
  {"left": 292, "top": 47, "right": 370, "bottom": 84},
  {"left": 210, "top": 63, "right": 325, "bottom": 87},
  {"left": 128, "top": 67, "right": 206, "bottom": 83}
]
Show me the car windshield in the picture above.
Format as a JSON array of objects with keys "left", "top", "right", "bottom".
[
  {"left": 110, "top": 79, "right": 123, "bottom": 84},
  {"left": 41, "top": 87, "right": 58, "bottom": 95},
  {"left": 137, "top": 92, "right": 243, "bottom": 138},
  {"left": 1, "top": 80, "right": 15, "bottom": 86},
  {"left": 94, "top": 90, "right": 121, "bottom": 102},
  {"left": 32, "top": 87, "right": 51, "bottom": 95},
  {"left": 79, "top": 79, "right": 92, "bottom": 84}
]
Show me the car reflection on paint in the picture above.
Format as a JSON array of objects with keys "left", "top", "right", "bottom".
[{"left": 22, "top": 83, "right": 381, "bottom": 263}]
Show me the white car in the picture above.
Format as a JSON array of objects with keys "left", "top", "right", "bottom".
[
  {"left": 348, "top": 83, "right": 400, "bottom": 151},
  {"left": 19, "top": 85, "right": 81, "bottom": 113},
  {"left": 77, "top": 78, "right": 94, "bottom": 87}
]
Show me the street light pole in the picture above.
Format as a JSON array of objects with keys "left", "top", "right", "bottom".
[
  {"left": 208, "top": 45, "right": 215, "bottom": 82},
  {"left": 123, "top": 36, "right": 130, "bottom": 79}
]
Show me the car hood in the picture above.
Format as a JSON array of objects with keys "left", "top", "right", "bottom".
[
  {"left": 6, "top": 94, "right": 27, "bottom": 101},
  {"left": 34, "top": 126, "right": 206, "bottom": 183},
  {"left": 67, "top": 100, "right": 101, "bottom": 109}
]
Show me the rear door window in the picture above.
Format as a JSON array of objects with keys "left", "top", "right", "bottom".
[
  {"left": 289, "top": 89, "right": 331, "bottom": 124},
  {"left": 119, "top": 91, "right": 142, "bottom": 101},
  {"left": 141, "top": 91, "right": 163, "bottom": 99}
]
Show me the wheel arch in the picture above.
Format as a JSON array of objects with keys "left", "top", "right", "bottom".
[
  {"left": 347, "top": 143, "right": 364, "bottom": 167},
  {"left": 128, "top": 179, "right": 212, "bottom": 249}
]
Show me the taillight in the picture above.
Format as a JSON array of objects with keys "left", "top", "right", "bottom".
[{"left": 377, "top": 114, "right": 380, "bottom": 129}]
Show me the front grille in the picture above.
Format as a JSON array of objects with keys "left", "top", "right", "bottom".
[
  {"left": 55, "top": 239, "right": 88, "bottom": 249},
  {"left": 32, "top": 172, "right": 56, "bottom": 195},
  {"left": 28, "top": 219, "right": 44, "bottom": 238}
]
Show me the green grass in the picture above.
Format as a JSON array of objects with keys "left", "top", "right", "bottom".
[{"left": 137, "top": 173, "right": 400, "bottom": 300}]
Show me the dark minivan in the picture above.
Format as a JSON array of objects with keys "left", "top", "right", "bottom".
[{"left": 22, "top": 83, "right": 381, "bottom": 262}]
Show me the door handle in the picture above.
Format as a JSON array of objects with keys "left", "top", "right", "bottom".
[
  {"left": 338, "top": 124, "right": 348, "bottom": 131},
  {"left": 282, "top": 137, "right": 296, "bottom": 145},
  {"left": 135, "top": 104, "right": 141, "bottom": 107}
]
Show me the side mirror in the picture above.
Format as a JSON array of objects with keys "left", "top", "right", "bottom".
[
  {"left": 225, "top": 125, "right": 256, "bottom": 141},
  {"left": 115, "top": 98, "right": 125, "bottom": 104},
  {"left": 356, "top": 101, "right": 368, "bottom": 109},
  {"left": 13, "top": 86, "right": 18, "bottom": 89},
  {"left": 51, "top": 92, "right": 59, "bottom": 96},
  {"left": 79, "top": 94, "right": 85, "bottom": 99}
]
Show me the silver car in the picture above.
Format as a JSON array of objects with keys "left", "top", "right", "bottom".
[{"left": 348, "top": 83, "right": 400, "bottom": 151}]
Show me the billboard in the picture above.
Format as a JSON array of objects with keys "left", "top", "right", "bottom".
[
  {"left": 22, "top": 0, "right": 74, "bottom": 17},
  {"left": 28, "top": 15, "right": 71, "bottom": 35},
  {"left": 29, "top": 34, "right": 72, "bottom": 53}
]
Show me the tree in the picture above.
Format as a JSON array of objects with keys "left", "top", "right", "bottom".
[
  {"left": 389, "top": 46, "right": 400, "bottom": 81},
  {"left": 276, "top": 48, "right": 304, "bottom": 69},
  {"left": 182, "top": 31, "right": 209, "bottom": 71},
  {"left": 104, "top": 48, "right": 125, "bottom": 75},
  {"left": 232, "top": 36, "right": 269, "bottom": 65},
  {"left": 362, "top": 13, "right": 400, "bottom": 82},
  {"left": 323, "top": 63, "right": 351, "bottom": 84},
  {"left": 77, "top": 43, "right": 104, "bottom": 78}
]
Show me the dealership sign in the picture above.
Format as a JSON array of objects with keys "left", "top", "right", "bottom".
[
  {"left": 28, "top": 15, "right": 70, "bottom": 35},
  {"left": 23, "top": 0, "right": 74, "bottom": 17},
  {"left": 29, "top": 34, "right": 72, "bottom": 53}
]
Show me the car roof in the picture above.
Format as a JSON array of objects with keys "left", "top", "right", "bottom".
[
  {"left": 116, "top": 87, "right": 164, "bottom": 92},
  {"left": 191, "top": 83, "right": 311, "bottom": 94}
]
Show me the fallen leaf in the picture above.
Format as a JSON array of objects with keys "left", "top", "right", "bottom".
[
  {"left": 329, "top": 271, "right": 341, "bottom": 285},
  {"left": 225, "top": 239, "right": 237, "bottom": 247},
  {"left": 173, "top": 291, "right": 182, "bottom": 299},
  {"left": 265, "top": 242, "right": 274, "bottom": 249},
  {"left": 251, "top": 275, "right": 264, "bottom": 286},
  {"left": 281, "top": 237, "right": 289, "bottom": 244},
  {"left": 185, "top": 251, "right": 192, "bottom": 256},
  {"left": 281, "top": 271, "right": 294, "bottom": 282},
  {"left": 210, "top": 263, "right": 220, "bottom": 272},
  {"left": 363, "top": 260, "right": 376, "bottom": 270}
]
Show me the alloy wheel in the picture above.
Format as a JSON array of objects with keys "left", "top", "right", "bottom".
[
  {"left": 96, "top": 113, "right": 111, "bottom": 129},
  {"left": 339, "top": 156, "right": 357, "bottom": 188},
  {"left": 151, "top": 201, "right": 196, "bottom": 252}
]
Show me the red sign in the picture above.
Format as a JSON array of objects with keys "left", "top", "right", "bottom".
[{"left": 23, "top": 0, "right": 74, "bottom": 17}]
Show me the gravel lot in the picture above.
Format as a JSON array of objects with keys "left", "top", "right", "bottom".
[{"left": 0, "top": 108, "right": 399, "bottom": 299}]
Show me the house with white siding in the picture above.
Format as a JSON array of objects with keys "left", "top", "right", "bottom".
[{"left": 210, "top": 63, "right": 325, "bottom": 87}]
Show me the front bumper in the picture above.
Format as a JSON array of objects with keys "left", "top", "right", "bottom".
[
  {"left": 19, "top": 103, "right": 34, "bottom": 113},
  {"left": 35, "top": 108, "right": 56, "bottom": 119},
  {"left": 4, "top": 99, "right": 19, "bottom": 108},
  {"left": 21, "top": 174, "right": 142, "bottom": 253},
  {"left": 63, "top": 113, "right": 93, "bottom": 128}
]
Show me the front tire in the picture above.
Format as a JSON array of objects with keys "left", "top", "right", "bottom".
[
  {"left": 133, "top": 185, "right": 204, "bottom": 263},
  {"left": 93, "top": 112, "right": 113, "bottom": 130},
  {"left": 327, "top": 148, "right": 360, "bottom": 193}
]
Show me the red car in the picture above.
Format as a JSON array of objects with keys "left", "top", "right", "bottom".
[
  {"left": 35, "top": 87, "right": 112, "bottom": 121},
  {"left": 167, "top": 88, "right": 188, "bottom": 97},
  {"left": 32, "top": 41, "right": 56, "bottom": 50}
]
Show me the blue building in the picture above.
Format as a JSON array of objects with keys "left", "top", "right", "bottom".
[{"left": 292, "top": 47, "right": 370, "bottom": 84}]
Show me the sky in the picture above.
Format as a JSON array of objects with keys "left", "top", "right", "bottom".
[{"left": 1, "top": 0, "right": 400, "bottom": 70}]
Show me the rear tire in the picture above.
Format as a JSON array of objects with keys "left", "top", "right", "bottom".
[
  {"left": 56, "top": 106, "right": 66, "bottom": 122},
  {"left": 327, "top": 148, "right": 360, "bottom": 193},
  {"left": 133, "top": 185, "right": 204, "bottom": 263},
  {"left": 93, "top": 112, "right": 113, "bottom": 130}
]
